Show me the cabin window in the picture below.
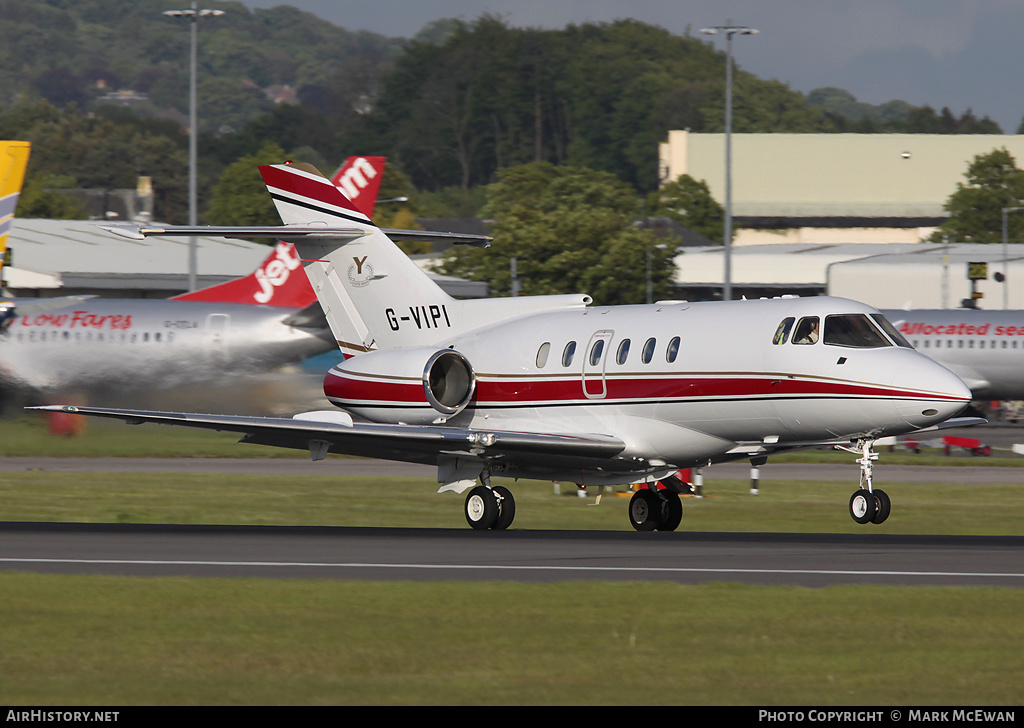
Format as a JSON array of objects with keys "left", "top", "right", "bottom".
[
  {"left": 641, "top": 337, "right": 656, "bottom": 364},
  {"left": 536, "top": 342, "right": 550, "bottom": 368},
  {"left": 589, "top": 339, "right": 605, "bottom": 366},
  {"left": 822, "top": 314, "right": 890, "bottom": 348},
  {"left": 871, "top": 314, "right": 913, "bottom": 347},
  {"left": 792, "top": 317, "right": 819, "bottom": 345},
  {"left": 562, "top": 341, "right": 577, "bottom": 367},
  {"left": 666, "top": 336, "right": 680, "bottom": 363},
  {"left": 773, "top": 317, "right": 795, "bottom": 345},
  {"left": 616, "top": 339, "right": 630, "bottom": 365}
]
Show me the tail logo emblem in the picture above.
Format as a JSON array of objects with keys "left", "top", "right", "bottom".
[{"left": 347, "top": 255, "right": 375, "bottom": 287}]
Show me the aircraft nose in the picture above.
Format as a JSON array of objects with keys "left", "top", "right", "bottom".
[{"left": 891, "top": 355, "right": 972, "bottom": 428}]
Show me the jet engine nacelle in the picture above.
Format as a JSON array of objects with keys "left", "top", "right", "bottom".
[{"left": 323, "top": 346, "right": 476, "bottom": 424}]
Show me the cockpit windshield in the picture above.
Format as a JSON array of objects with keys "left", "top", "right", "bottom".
[
  {"left": 822, "top": 314, "right": 891, "bottom": 348},
  {"left": 870, "top": 314, "right": 914, "bottom": 348}
]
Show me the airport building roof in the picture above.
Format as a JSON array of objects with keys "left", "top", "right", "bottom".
[
  {"left": 5, "top": 218, "right": 270, "bottom": 297},
  {"left": 4, "top": 218, "right": 487, "bottom": 299},
  {"left": 674, "top": 242, "right": 1024, "bottom": 308}
]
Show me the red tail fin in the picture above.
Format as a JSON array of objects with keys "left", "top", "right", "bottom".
[
  {"left": 329, "top": 156, "right": 386, "bottom": 217},
  {"left": 171, "top": 241, "right": 315, "bottom": 307}
]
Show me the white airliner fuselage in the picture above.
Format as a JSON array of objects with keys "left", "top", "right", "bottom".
[
  {"left": 1, "top": 297, "right": 331, "bottom": 397},
  {"left": 884, "top": 308, "right": 1024, "bottom": 400}
]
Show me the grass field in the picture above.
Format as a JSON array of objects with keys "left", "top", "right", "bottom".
[
  {"left": 1, "top": 472, "right": 1024, "bottom": 534},
  {"left": 1, "top": 575, "right": 1022, "bottom": 706},
  {"left": 2, "top": 414, "right": 1023, "bottom": 705}
]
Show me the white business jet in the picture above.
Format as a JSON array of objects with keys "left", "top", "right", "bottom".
[{"left": 34, "top": 162, "right": 978, "bottom": 531}]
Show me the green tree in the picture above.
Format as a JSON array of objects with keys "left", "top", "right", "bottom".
[
  {"left": 0, "top": 100, "right": 189, "bottom": 222},
  {"left": 931, "top": 148, "right": 1024, "bottom": 244},
  {"left": 647, "top": 175, "right": 723, "bottom": 243},
  {"left": 205, "top": 141, "right": 286, "bottom": 227},
  {"left": 438, "top": 162, "right": 671, "bottom": 305},
  {"left": 15, "top": 173, "right": 88, "bottom": 219}
]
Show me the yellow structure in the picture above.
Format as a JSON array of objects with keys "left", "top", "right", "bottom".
[
  {"left": 658, "top": 131, "right": 1024, "bottom": 245},
  {"left": 0, "top": 141, "right": 31, "bottom": 284}
]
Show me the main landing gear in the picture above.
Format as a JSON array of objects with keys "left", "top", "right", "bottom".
[
  {"left": 627, "top": 473, "right": 688, "bottom": 531},
  {"left": 838, "top": 438, "right": 891, "bottom": 525},
  {"left": 628, "top": 488, "right": 683, "bottom": 531},
  {"left": 464, "top": 480, "right": 516, "bottom": 530}
]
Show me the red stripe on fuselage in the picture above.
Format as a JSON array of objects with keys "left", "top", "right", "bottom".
[{"left": 323, "top": 371, "right": 965, "bottom": 407}]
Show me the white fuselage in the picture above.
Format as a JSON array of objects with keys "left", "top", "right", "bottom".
[
  {"left": 1, "top": 298, "right": 333, "bottom": 397},
  {"left": 324, "top": 297, "right": 971, "bottom": 482},
  {"left": 883, "top": 308, "right": 1024, "bottom": 400}
]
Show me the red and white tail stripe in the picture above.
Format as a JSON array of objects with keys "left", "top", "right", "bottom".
[{"left": 260, "top": 163, "right": 374, "bottom": 227}]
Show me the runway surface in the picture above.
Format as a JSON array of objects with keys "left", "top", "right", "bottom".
[
  {"left": 2, "top": 522, "right": 1022, "bottom": 588},
  {"left": 3, "top": 433, "right": 1023, "bottom": 587}
]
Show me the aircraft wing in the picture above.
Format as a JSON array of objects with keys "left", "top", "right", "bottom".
[
  {"left": 8, "top": 295, "right": 97, "bottom": 316},
  {"left": 28, "top": 405, "right": 626, "bottom": 469}
]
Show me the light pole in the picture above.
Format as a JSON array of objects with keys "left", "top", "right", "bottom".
[
  {"left": 1001, "top": 207, "right": 1024, "bottom": 309},
  {"left": 163, "top": 3, "right": 224, "bottom": 292},
  {"left": 700, "top": 24, "right": 758, "bottom": 302}
]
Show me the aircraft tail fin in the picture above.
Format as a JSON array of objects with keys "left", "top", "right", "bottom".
[
  {"left": 170, "top": 241, "right": 316, "bottom": 307},
  {"left": 259, "top": 162, "right": 456, "bottom": 354},
  {"left": 0, "top": 141, "right": 31, "bottom": 289},
  {"left": 329, "top": 156, "right": 386, "bottom": 218}
]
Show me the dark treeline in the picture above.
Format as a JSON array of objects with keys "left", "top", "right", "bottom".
[{"left": 0, "top": 2, "right": 1008, "bottom": 224}]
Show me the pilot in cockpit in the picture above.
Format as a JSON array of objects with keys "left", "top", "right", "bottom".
[{"left": 793, "top": 316, "right": 819, "bottom": 345}]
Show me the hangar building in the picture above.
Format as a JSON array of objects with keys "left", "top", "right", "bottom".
[
  {"left": 658, "top": 130, "right": 1024, "bottom": 246},
  {"left": 659, "top": 131, "right": 1024, "bottom": 304}
]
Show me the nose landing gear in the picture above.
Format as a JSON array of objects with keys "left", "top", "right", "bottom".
[{"left": 839, "top": 438, "right": 891, "bottom": 525}]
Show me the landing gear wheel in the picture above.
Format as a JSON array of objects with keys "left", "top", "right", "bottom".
[
  {"left": 628, "top": 489, "right": 662, "bottom": 531},
  {"left": 870, "top": 489, "right": 891, "bottom": 525},
  {"left": 465, "top": 485, "right": 499, "bottom": 530},
  {"left": 849, "top": 488, "right": 877, "bottom": 524},
  {"left": 657, "top": 491, "right": 683, "bottom": 532},
  {"left": 492, "top": 485, "right": 516, "bottom": 530}
]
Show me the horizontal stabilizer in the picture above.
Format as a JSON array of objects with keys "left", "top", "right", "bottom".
[
  {"left": 99, "top": 223, "right": 491, "bottom": 247},
  {"left": 97, "top": 223, "right": 367, "bottom": 242}
]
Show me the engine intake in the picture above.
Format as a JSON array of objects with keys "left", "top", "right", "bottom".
[{"left": 424, "top": 349, "right": 475, "bottom": 415}]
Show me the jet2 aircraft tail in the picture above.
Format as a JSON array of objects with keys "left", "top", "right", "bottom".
[
  {"left": 171, "top": 241, "right": 316, "bottom": 307},
  {"left": 330, "top": 156, "right": 385, "bottom": 217},
  {"left": 259, "top": 162, "right": 591, "bottom": 356}
]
